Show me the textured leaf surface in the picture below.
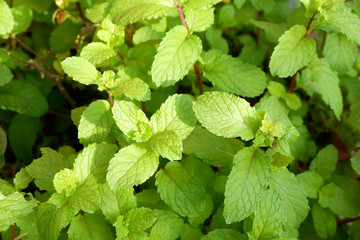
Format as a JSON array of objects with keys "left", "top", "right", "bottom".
[
  {"left": 0, "top": 0, "right": 14, "bottom": 35},
  {"left": 309, "top": 145, "right": 338, "bottom": 180},
  {"left": 148, "top": 131, "right": 183, "bottom": 161},
  {"left": 68, "top": 213, "right": 114, "bottom": 240},
  {"left": 201, "top": 229, "right": 245, "bottom": 240},
  {"left": 224, "top": 147, "right": 270, "bottom": 223},
  {"left": 107, "top": 144, "right": 159, "bottom": 190},
  {"left": 109, "top": 77, "right": 150, "bottom": 101},
  {"left": 185, "top": 8, "right": 215, "bottom": 32},
  {"left": 26, "top": 148, "right": 71, "bottom": 193},
  {"left": 78, "top": 100, "right": 113, "bottom": 145},
  {"left": 150, "top": 210, "right": 184, "bottom": 240},
  {"left": 297, "top": 171, "right": 324, "bottom": 198},
  {"left": 193, "top": 92, "right": 263, "bottom": 140},
  {"left": 112, "top": 100, "right": 152, "bottom": 142},
  {"left": 61, "top": 57, "right": 101, "bottom": 85},
  {"left": 312, "top": 202, "right": 336, "bottom": 239},
  {"left": 0, "top": 81, "right": 48, "bottom": 117},
  {"left": 0, "top": 192, "right": 37, "bottom": 231},
  {"left": 80, "top": 42, "right": 117, "bottom": 67},
  {"left": 300, "top": 57, "right": 343, "bottom": 119},
  {"left": 269, "top": 169, "right": 309, "bottom": 229},
  {"left": 202, "top": 54, "right": 267, "bottom": 97},
  {"left": 152, "top": 25, "right": 202, "bottom": 87},
  {"left": 13, "top": 168, "right": 33, "bottom": 191},
  {"left": 269, "top": 24, "right": 316, "bottom": 77},
  {"left": 183, "top": 126, "right": 244, "bottom": 167},
  {"left": 150, "top": 94, "right": 196, "bottom": 140},
  {"left": 155, "top": 162, "right": 213, "bottom": 222},
  {"left": 184, "top": 0, "right": 221, "bottom": 9}
]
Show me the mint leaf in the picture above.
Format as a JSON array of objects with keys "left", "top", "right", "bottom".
[
  {"left": 96, "top": 18, "right": 125, "bottom": 47},
  {"left": 183, "top": 126, "right": 244, "bottom": 167},
  {"left": 181, "top": 224, "right": 204, "bottom": 239},
  {"left": 248, "top": 189, "right": 285, "bottom": 240},
  {"left": 0, "top": 191, "right": 37, "bottom": 231},
  {"left": 148, "top": 131, "right": 183, "bottom": 161},
  {"left": 151, "top": 25, "right": 202, "bottom": 87},
  {"left": 185, "top": 8, "right": 215, "bottom": 32},
  {"left": 202, "top": 229, "right": 246, "bottom": 240},
  {"left": 350, "top": 101, "right": 360, "bottom": 131},
  {"left": 323, "top": 33, "right": 357, "bottom": 74},
  {"left": 269, "top": 25, "right": 316, "bottom": 78},
  {"left": 312, "top": 202, "right": 336, "bottom": 239},
  {"left": 250, "top": 19, "right": 286, "bottom": 42},
  {"left": 150, "top": 210, "right": 184, "bottom": 240},
  {"left": 61, "top": 57, "right": 101, "bottom": 85},
  {"left": 11, "top": 5, "right": 33, "bottom": 34},
  {"left": 250, "top": 0, "right": 275, "bottom": 12},
  {"left": 300, "top": 57, "right": 343, "bottom": 119},
  {"left": 107, "top": 144, "right": 159, "bottom": 190},
  {"left": 109, "top": 77, "right": 151, "bottom": 101},
  {"left": 109, "top": 0, "right": 175, "bottom": 25},
  {"left": 0, "top": 81, "right": 48, "bottom": 117},
  {"left": 193, "top": 91, "right": 263, "bottom": 140},
  {"left": 184, "top": 0, "right": 221, "bottom": 9},
  {"left": 309, "top": 144, "right": 338, "bottom": 180},
  {"left": 80, "top": 42, "right": 117, "bottom": 67},
  {"left": 224, "top": 147, "right": 270, "bottom": 223},
  {"left": 78, "top": 100, "right": 113, "bottom": 145},
  {"left": 202, "top": 53, "right": 267, "bottom": 97},
  {"left": 150, "top": 94, "right": 196, "bottom": 140},
  {"left": 26, "top": 148, "right": 72, "bottom": 193},
  {"left": 351, "top": 151, "right": 360, "bottom": 175},
  {"left": 49, "top": 20, "right": 81, "bottom": 53},
  {"left": 297, "top": 171, "right": 324, "bottom": 198},
  {"left": 112, "top": 100, "right": 152, "bottom": 142},
  {"left": 53, "top": 168, "right": 78, "bottom": 197},
  {"left": 0, "top": 64, "right": 13, "bottom": 86},
  {"left": 269, "top": 168, "right": 309, "bottom": 229},
  {"left": 0, "top": 0, "right": 14, "bottom": 35},
  {"left": 13, "top": 168, "right": 33, "bottom": 191},
  {"left": 68, "top": 213, "right": 114, "bottom": 240},
  {"left": 155, "top": 161, "right": 213, "bottom": 223}
]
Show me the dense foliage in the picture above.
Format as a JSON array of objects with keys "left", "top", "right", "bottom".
[{"left": 0, "top": 0, "right": 360, "bottom": 239}]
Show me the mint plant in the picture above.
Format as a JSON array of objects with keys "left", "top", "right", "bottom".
[{"left": 1, "top": 0, "right": 360, "bottom": 239}]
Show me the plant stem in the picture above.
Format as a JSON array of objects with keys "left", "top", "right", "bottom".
[
  {"left": 194, "top": 62, "right": 203, "bottom": 95},
  {"left": 305, "top": 12, "right": 317, "bottom": 37},
  {"left": 255, "top": 10, "right": 261, "bottom": 45},
  {"left": 288, "top": 72, "right": 298, "bottom": 93},
  {"left": 126, "top": 26, "right": 133, "bottom": 48},
  {"left": 173, "top": 0, "right": 188, "bottom": 29},
  {"left": 48, "top": 110, "right": 72, "bottom": 120},
  {"left": 141, "top": 101, "right": 146, "bottom": 113},
  {"left": 320, "top": 31, "right": 327, "bottom": 51},
  {"left": 11, "top": 223, "right": 16, "bottom": 240},
  {"left": 14, "top": 233, "right": 29, "bottom": 240},
  {"left": 107, "top": 91, "right": 114, "bottom": 106},
  {"left": 337, "top": 215, "right": 360, "bottom": 226}
]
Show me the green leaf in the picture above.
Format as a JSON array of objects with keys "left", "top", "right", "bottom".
[
  {"left": 201, "top": 229, "right": 246, "bottom": 240},
  {"left": 323, "top": 33, "right": 357, "bottom": 74},
  {"left": 71, "top": 106, "right": 87, "bottom": 128},
  {"left": 202, "top": 53, "right": 267, "bottom": 98},
  {"left": 300, "top": 57, "right": 343, "bottom": 119},
  {"left": 350, "top": 101, "right": 360, "bottom": 131},
  {"left": 0, "top": 64, "right": 13, "bottom": 86},
  {"left": 112, "top": 100, "right": 152, "bottom": 142},
  {"left": 0, "top": 192, "right": 37, "bottom": 231},
  {"left": 185, "top": 8, "right": 214, "bottom": 32},
  {"left": 319, "top": 3, "right": 360, "bottom": 44},
  {"left": 349, "top": 219, "right": 360, "bottom": 240},
  {"left": 136, "top": 189, "right": 166, "bottom": 209},
  {"left": 155, "top": 161, "right": 213, "bottom": 223},
  {"left": 238, "top": 36, "right": 267, "bottom": 66},
  {"left": 269, "top": 24, "right": 316, "bottom": 78},
  {"left": 297, "top": 171, "right": 324, "bottom": 198},
  {"left": 70, "top": 175, "right": 100, "bottom": 213},
  {"left": 250, "top": 0, "right": 275, "bottom": 12},
  {"left": 99, "top": 183, "right": 136, "bottom": 223},
  {"left": 250, "top": 19, "right": 286, "bottom": 42},
  {"left": 351, "top": 151, "right": 360, "bottom": 175},
  {"left": 122, "top": 207, "right": 156, "bottom": 231},
  {"left": 37, "top": 197, "right": 77, "bottom": 240},
  {"left": 269, "top": 168, "right": 309, "bottom": 229},
  {"left": 205, "top": 27, "right": 229, "bottom": 54},
  {"left": 80, "top": 42, "right": 117, "bottom": 67},
  {"left": 26, "top": 148, "right": 72, "bottom": 193},
  {"left": 148, "top": 131, "right": 183, "bottom": 161},
  {"left": 96, "top": 17, "right": 125, "bottom": 47},
  {"left": 61, "top": 57, "right": 101, "bottom": 85},
  {"left": 224, "top": 147, "right": 270, "bottom": 223},
  {"left": 11, "top": 4, "right": 33, "bottom": 34},
  {"left": 151, "top": 25, "right": 202, "bottom": 87},
  {"left": 16, "top": 211, "right": 40, "bottom": 240},
  {"left": 53, "top": 168, "right": 77, "bottom": 197},
  {"left": 318, "top": 183, "right": 360, "bottom": 217},
  {"left": 150, "top": 210, "right": 184, "bottom": 240},
  {"left": 309, "top": 145, "right": 338, "bottom": 180},
  {"left": 218, "top": 5, "right": 237, "bottom": 28},
  {"left": 109, "top": 0, "right": 175, "bottom": 25},
  {"left": 68, "top": 213, "right": 114, "bottom": 240},
  {"left": 109, "top": 77, "right": 151, "bottom": 101},
  {"left": 184, "top": 0, "right": 221, "bottom": 10},
  {"left": 150, "top": 94, "right": 197, "bottom": 140},
  {"left": 0, "top": 0, "right": 14, "bottom": 35},
  {"left": 234, "top": 0, "right": 245, "bottom": 9},
  {"left": 107, "top": 144, "right": 159, "bottom": 190},
  {"left": 13, "top": 168, "right": 33, "bottom": 191},
  {"left": 183, "top": 126, "right": 244, "bottom": 167},
  {"left": 78, "top": 100, "right": 113, "bottom": 145},
  {"left": 312, "top": 202, "right": 336, "bottom": 239},
  {"left": 248, "top": 189, "right": 286, "bottom": 240},
  {"left": 181, "top": 224, "right": 204, "bottom": 239},
  {"left": 9, "top": 114, "right": 41, "bottom": 162},
  {"left": 49, "top": 20, "right": 81, "bottom": 52},
  {"left": 0, "top": 81, "right": 48, "bottom": 117},
  {"left": 193, "top": 91, "right": 263, "bottom": 140}
]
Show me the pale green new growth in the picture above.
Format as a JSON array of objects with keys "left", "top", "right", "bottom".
[
  {"left": 80, "top": 42, "right": 117, "bottom": 67},
  {"left": 224, "top": 147, "right": 270, "bottom": 223},
  {"left": 112, "top": 100, "right": 152, "bottom": 142},
  {"left": 107, "top": 144, "right": 159, "bottom": 190},
  {"left": 61, "top": 57, "right": 101, "bottom": 85},
  {"left": 193, "top": 92, "right": 263, "bottom": 140},
  {"left": 109, "top": 77, "right": 151, "bottom": 101},
  {"left": 269, "top": 25, "right": 316, "bottom": 77},
  {"left": 78, "top": 100, "right": 113, "bottom": 145},
  {"left": 0, "top": 0, "right": 14, "bottom": 35},
  {"left": 148, "top": 130, "right": 183, "bottom": 161},
  {"left": 152, "top": 25, "right": 202, "bottom": 87},
  {"left": 53, "top": 168, "right": 77, "bottom": 197},
  {"left": 13, "top": 168, "right": 33, "bottom": 190}
]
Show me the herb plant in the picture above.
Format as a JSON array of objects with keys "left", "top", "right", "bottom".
[{"left": 1, "top": 0, "right": 360, "bottom": 239}]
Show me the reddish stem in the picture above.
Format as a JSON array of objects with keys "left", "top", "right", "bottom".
[
  {"left": 141, "top": 101, "right": 146, "bottom": 113},
  {"left": 320, "top": 32, "right": 327, "bottom": 51},
  {"left": 288, "top": 72, "right": 298, "bottom": 93},
  {"left": 11, "top": 224, "right": 16, "bottom": 240},
  {"left": 194, "top": 62, "right": 203, "bottom": 95},
  {"left": 337, "top": 215, "right": 360, "bottom": 226},
  {"left": 173, "top": 0, "right": 188, "bottom": 29},
  {"left": 107, "top": 91, "right": 114, "bottom": 106},
  {"left": 305, "top": 12, "right": 317, "bottom": 37}
]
